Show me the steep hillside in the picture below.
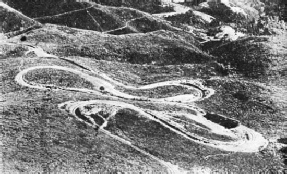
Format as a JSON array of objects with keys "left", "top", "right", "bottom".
[
  {"left": 0, "top": 2, "right": 41, "bottom": 34},
  {"left": 2, "top": 1, "right": 174, "bottom": 34},
  {"left": 2, "top": 0, "right": 93, "bottom": 18},
  {"left": 211, "top": 36, "right": 287, "bottom": 78},
  {"left": 1, "top": 38, "right": 286, "bottom": 174},
  {"left": 91, "top": 0, "right": 174, "bottom": 14},
  {"left": 3, "top": 0, "right": 174, "bottom": 15},
  {"left": 35, "top": 6, "right": 123, "bottom": 32},
  {"left": 198, "top": 2, "right": 252, "bottom": 23},
  {"left": 7, "top": 24, "right": 210, "bottom": 65},
  {"left": 2, "top": 0, "right": 176, "bottom": 33},
  {"left": 36, "top": 5, "right": 175, "bottom": 33},
  {"left": 230, "top": 0, "right": 264, "bottom": 11}
]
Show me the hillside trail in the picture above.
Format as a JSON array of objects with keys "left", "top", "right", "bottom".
[
  {"left": 103, "top": 16, "right": 146, "bottom": 34},
  {"left": 33, "top": 4, "right": 96, "bottom": 20},
  {"left": 12, "top": 42, "right": 269, "bottom": 173}
]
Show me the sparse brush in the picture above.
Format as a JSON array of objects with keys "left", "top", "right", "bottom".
[
  {"left": 164, "top": 10, "right": 210, "bottom": 29},
  {"left": 211, "top": 37, "right": 273, "bottom": 78}
]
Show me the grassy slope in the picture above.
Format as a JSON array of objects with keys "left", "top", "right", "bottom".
[
  {"left": 36, "top": 4, "right": 177, "bottom": 33},
  {"left": 229, "top": 0, "right": 262, "bottom": 19},
  {"left": 37, "top": 10, "right": 106, "bottom": 32},
  {"left": 1, "top": 54, "right": 285, "bottom": 173},
  {"left": 14, "top": 24, "right": 211, "bottom": 65},
  {"left": 4, "top": 0, "right": 175, "bottom": 34},
  {"left": 211, "top": 36, "right": 287, "bottom": 78},
  {"left": 91, "top": 0, "right": 174, "bottom": 14},
  {"left": 1, "top": 57, "right": 168, "bottom": 174},
  {"left": 36, "top": 5, "right": 123, "bottom": 32},
  {"left": 198, "top": 2, "right": 248, "bottom": 23},
  {"left": 3, "top": 0, "right": 92, "bottom": 18},
  {"left": 211, "top": 37, "right": 272, "bottom": 78},
  {"left": 25, "top": 68, "right": 94, "bottom": 90}
]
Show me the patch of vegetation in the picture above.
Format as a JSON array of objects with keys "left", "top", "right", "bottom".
[
  {"left": 198, "top": 2, "right": 249, "bottom": 23},
  {"left": 105, "top": 107, "right": 283, "bottom": 172},
  {"left": 121, "top": 85, "right": 198, "bottom": 98},
  {"left": 1, "top": 95, "right": 164, "bottom": 173},
  {"left": 106, "top": 27, "right": 137, "bottom": 35},
  {"left": 97, "top": 0, "right": 174, "bottom": 14},
  {"left": 105, "top": 6, "right": 146, "bottom": 22},
  {"left": 278, "top": 138, "right": 287, "bottom": 145},
  {"left": 183, "top": 124, "right": 235, "bottom": 142},
  {"left": 5, "top": 1, "right": 173, "bottom": 33},
  {"left": 37, "top": 10, "right": 106, "bottom": 32},
  {"left": 165, "top": 10, "right": 209, "bottom": 29},
  {"left": 85, "top": 7, "right": 123, "bottom": 31},
  {"left": 0, "top": 44, "right": 28, "bottom": 58},
  {"left": 199, "top": 78, "right": 281, "bottom": 135},
  {"left": 0, "top": 4, "right": 41, "bottom": 33},
  {"left": 25, "top": 24, "right": 211, "bottom": 66},
  {"left": 3, "top": 0, "right": 93, "bottom": 18},
  {"left": 279, "top": 147, "right": 287, "bottom": 165},
  {"left": 211, "top": 37, "right": 273, "bottom": 78},
  {"left": 1, "top": 49, "right": 286, "bottom": 173},
  {"left": 25, "top": 68, "right": 94, "bottom": 89},
  {"left": 2, "top": 2, "right": 287, "bottom": 173},
  {"left": 128, "top": 16, "right": 175, "bottom": 33},
  {"left": 204, "top": 112, "right": 239, "bottom": 129}
]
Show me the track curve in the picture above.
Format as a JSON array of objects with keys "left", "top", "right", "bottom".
[{"left": 15, "top": 63, "right": 268, "bottom": 173}]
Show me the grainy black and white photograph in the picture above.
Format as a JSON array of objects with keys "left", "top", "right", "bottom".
[{"left": 0, "top": 0, "right": 287, "bottom": 173}]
